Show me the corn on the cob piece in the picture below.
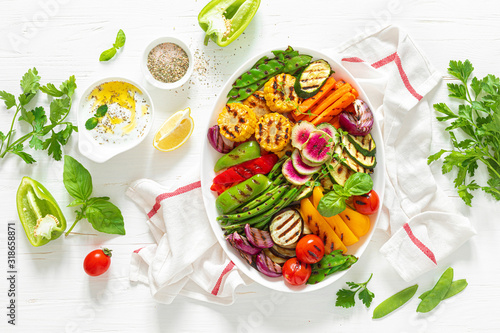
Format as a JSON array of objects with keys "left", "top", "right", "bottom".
[
  {"left": 263, "top": 74, "right": 299, "bottom": 113},
  {"left": 242, "top": 91, "right": 271, "bottom": 120},
  {"left": 217, "top": 103, "right": 257, "bottom": 142},
  {"left": 255, "top": 113, "right": 292, "bottom": 152}
]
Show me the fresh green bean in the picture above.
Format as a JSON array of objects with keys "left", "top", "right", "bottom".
[
  {"left": 416, "top": 267, "right": 453, "bottom": 313},
  {"left": 419, "top": 279, "right": 468, "bottom": 301},
  {"left": 372, "top": 284, "right": 419, "bottom": 319}
]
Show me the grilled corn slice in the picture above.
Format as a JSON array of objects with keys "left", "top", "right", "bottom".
[
  {"left": 242, "top": 91, "right": 271, "bottom": 120},
  {"left": 263, "top": 74, "right": 299, "bottom": 113},
  {"left": 217, "top": 103, "right": 257, "bottom": 142},
  {"left": 255, "top": 113, "right": 292, "bottom": 152}
]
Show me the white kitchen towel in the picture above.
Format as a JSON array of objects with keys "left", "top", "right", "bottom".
[
  {"left": 126, "top": 174, "right": 252, "bottom": 305},
  {"left": 326, "top": 25, "right": 476, "bottom": 281}
]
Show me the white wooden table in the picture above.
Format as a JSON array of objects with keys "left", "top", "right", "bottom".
[{"left": 1, "top": 0, "right": 500, "bottom": 332}]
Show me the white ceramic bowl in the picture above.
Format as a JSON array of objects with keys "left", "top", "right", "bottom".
[
  {"left": 200, "top": 47, "right": 385, "bottom": 293},
  {"left": 141, "top": 36, "right": 194, "bottom": 90},
  {"left": 77, "top": 77, "right": 155, "bottom": 163}
]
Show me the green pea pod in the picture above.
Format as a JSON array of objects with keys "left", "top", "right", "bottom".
[
  {"left": 328, "top": 255, "right": 358, "bottom": 274},
  {"left": 227, "top": 76, "right": 269, "bottom": 102},
  {"left": 232, "top": 60, "right": 284, "bottom": 88},
  {"left": 417, "top": 267, "right": 453, "bottom": 313},
  {"left": 216, "top": 174, "right": 271, "bottom": 214},
  {"left": 283, "top": 55, "right": 313, "bottom": 75},
  {"left": 214, "top": 141, "right": 260, "bottom": 172},
  {"left": 16, "top": 177, "right": 67, "bottom": 247},
  {"left": 419, "top": 279, "right": 468, "bottom": 300},
  {"left": 315, "top": 252, "right": 349, "bottom": 270},
  {"left": 198, "top": 0, "right": 261, "bottom": 47},
  {"left": 307, "top": 268, "right": 329, "bottom": 285},
  {"left": 372, "top": 284, "right": 419, "bottom": 319}
]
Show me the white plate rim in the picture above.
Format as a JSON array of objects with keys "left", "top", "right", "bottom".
[{"left": 200, "top": 46, "right": 385, "bottom": 293}]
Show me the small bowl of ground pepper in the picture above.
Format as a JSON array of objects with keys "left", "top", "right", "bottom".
[{"left": 142, "top": 36, "right": 194, "bottom": 89}]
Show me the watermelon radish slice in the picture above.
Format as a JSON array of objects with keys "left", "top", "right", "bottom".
[
  {"left": 291, "top": 149, "right": 321, "bottom": 175},
  {"left": 282, "top": 158, "right": 312, "bottom": 185},
  {"left": 291, "top": 121, "right": 316, "bottom": 149},
  {"left": 301, "top": 130, "right": 334, "bottom": 165},
  {"left": 317, "top": 123, "right": 337, "bottom": 139}
]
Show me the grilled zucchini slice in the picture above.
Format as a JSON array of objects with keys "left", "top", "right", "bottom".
[
  {"left": 347, "top": 133, "right": 376, "bottom": 157},
  {"left": 329, "top": 158, "right": 354, "bottom": 186},
  {"left": 294, "top": 59, "right": 332, "bottom": 99},
  {"left": 342, "top": 135, "right": 377, "bottom": 169},
  {"left": 334, "top": 145, "right": 373, "bottom": 174}
]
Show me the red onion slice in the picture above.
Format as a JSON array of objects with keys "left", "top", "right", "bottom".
[
  {"left": 339, "top": 99, "right": 374, "bottom": 136},
  {"left": 226, "top": 231, "right": 261, "bottom": 255},
  {"left": 207, "top": 125, "right": 235, "bottom": 153},
  {"left": 256, "top": 252, "right": 282, "bottom": 277},
  {"left": 245, "top": 224, "right": 274, "bottom": 249}
]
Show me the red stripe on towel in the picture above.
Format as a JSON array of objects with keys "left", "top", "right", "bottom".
[
  {"left": 211, "top": 261, "right": 236, "bottom": 296},
  {"left": 147, "top": 181, "right": 202, "bottom": 218},
  {"left": 403, "top": 223, "right": 437, "bottom": 265},
  {"left": 341, "top": 57, "right": 365, "bottom": 63}
]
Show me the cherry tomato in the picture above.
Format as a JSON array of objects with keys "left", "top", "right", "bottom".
[
  {"left": 84, "top": 248, "right": 112, "bottom": 276},
  {"left": 295, "top": 235, "right": 325, "bottom": 264},
  {"left": 353, "top": 190, "right": 380, "bottom": 215},
  {"left": 282, "top": 258, "right": 311, "bottom": 286}
]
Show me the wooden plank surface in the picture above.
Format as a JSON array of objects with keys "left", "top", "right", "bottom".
[{"left": 1, "top": 0, "right": 500, "bottom": 332}]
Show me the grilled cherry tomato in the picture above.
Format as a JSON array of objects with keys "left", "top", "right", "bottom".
[
  {"left": 353, "top": 190, "right": 380, "bottom": 215},
  {"left": 282, "top": 258, "right": 311, "bottom": 286},
  {"left": 295, "top": 235, "right": 325, "bottom": 264},
  {"left": 84, "top": 248, "right": 112, "bottom": 276}
]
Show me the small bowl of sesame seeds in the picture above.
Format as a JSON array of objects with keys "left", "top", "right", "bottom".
[{"left": 142, "top": 36, "right": 194, "bottom": 89}]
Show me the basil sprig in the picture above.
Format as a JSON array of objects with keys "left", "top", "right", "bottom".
[
  {"left": 317, "top": 173, "right": 373, "bottom": 217},
  {"left": 63, "top": 155, "right": 125, "bottom": 236},
  {"left": 99, "top": 29, "right": 126, "bottom": 62}
]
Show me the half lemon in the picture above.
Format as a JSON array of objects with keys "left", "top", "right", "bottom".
[{"left": 153, "top": 107, "right": 194, "bottom": 152}]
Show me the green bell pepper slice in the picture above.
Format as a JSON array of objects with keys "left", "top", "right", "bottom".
[
  {"left": 216, "top": 174, "right": 271, "bottom": 214},
  {"left": 214, "top": 141, "right": 261, "bottom": 172},
  {"left": 16, "top": 177, "right": 67, "bottom": 247},
  {"left": 198, "top": 0, "right": 261, "bottom": 47}
]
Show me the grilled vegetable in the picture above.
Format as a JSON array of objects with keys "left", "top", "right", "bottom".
[
  {"left": 341, "top": 135, "right": 376, "bottom": 169},
  {"left": 256, "top": 252, "right": 282, "bottom": 277},
  {"left": 255, "top": 113, "right": 292, "bottom": 152},
  {"left": 329, "top": 158, "right": 354, "bottom": 186},
  {"left": 217, "top": 103, "right": 257, "bottom": 142},
  {"left": 244, "top": 223, "right": 274, "bottom": 249},
  {"left": 263, "top": 74, "right": 299, "bottom": 113},
  {"left": 269, "top": 208, "right": 303, "bottom": 248},
  {"left": 338, "top": 206, "right": 371, "bottom": 238},
  {"left": 338, "top": 99, "right": 374, "bottom": 136},
  {"left": 294, "top": 60, "right": 332, "bottom": 98},
  {"left": 263, "top": 248, "right": 287, "bottom": 264},
  {"left": 301, "top": 130, "right": 334, "bottom": 165},
  {"left": 291, "top": 121, "right": 316, "bottom": 149},
  {"left": 234, "top": 60, "right": 284, "bottom": 89},
  {"left": 346, "top": 133, "right": 376, "bottom": 157},
  {"left": 242, "top": 91, "right": 272, "bottom": 119},
  {"left": 214, "top": 141, "right": 261, "bottom": 172},
  {"left": 334, "top": 145, "right": 373, "bottom": 175},
  {"left": 282, "top": 158, "right": 312, "bottom": 185},
  {"left": 215, "top": 174, "right": 271, "bottom": 214},
  {"left": 316, "top": 122, "right": 337, "bottom": 138},
  {"left": 238, "top": 185, "right": 283, "bottom": 212},
  {"left": 226, "top": 231, "right": 261, "bottom": 255},
  {"left": 291, "top": 149, "right": 321, "bottom": 175},
  {"left": 207, "top": 125, "right": 236, "bottom": 153},
  {"left": 269, "top": 244, "right": 296, "bottom": 260}
]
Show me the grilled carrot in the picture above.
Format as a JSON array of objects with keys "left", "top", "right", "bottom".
[{"left": 295, "top": 76, "right": 337, "bottom": 117}]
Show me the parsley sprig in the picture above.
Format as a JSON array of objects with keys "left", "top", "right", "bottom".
[
  {"left": 428, "top": 60, "right": 500, "bottom": 205},
  {"left": 336, "top": 273, "right": 375, "bottom": 308},
  {"left": 0, "top": 68, "right": 77, "bottom": 164}
]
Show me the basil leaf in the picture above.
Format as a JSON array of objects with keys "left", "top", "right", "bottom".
[
  {"left": 317, "top": 191, "right": 347, "bottom": 217},
  {"left": 63, "top": 155, "right": 93, "bottom": 201},
  {"left": 85, "top": 199, "right": 125, "bottom": 235},
  {"left": 113, "top": 29, "right": 126, "bottom": 49},
  {"left": 99, "top": 47, "right": 117, "bottom": 62},
  {"left": 344, "top": 173, "right": 373, "bottom": 196},
  {"left": 85, "top": 117, "right": 98, "bottom": 130}
]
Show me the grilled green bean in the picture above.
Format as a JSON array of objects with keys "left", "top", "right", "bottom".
[{"left": 238, "top": 185, "right": 287, "bottom": 213}]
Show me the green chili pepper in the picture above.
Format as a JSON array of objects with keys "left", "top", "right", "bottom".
[
  {"left": 372, "top": 284, "right": 419, "bottom": 319},
  {"left": 198, "top": 0, "right": 261, "bottom": 47},
  {"left": 216, "top": 174, "right": 271, "bottom": 214},
  {"left": 416, "top": 267, "right": 453, "bottom": 313},
  {"left": 214, "top": 141, "right": 260, "bottom": 172},
  {"left": 16, "top": 177, "right": 67, "bottom": 247}
]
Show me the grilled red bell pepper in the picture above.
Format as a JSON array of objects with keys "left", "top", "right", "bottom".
[{"left": 210, "top": 154, "right": 278, "bottom": 194}]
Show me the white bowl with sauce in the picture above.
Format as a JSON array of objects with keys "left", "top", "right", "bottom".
[
  {"left": 141, "top": 36, "right": 194, "bottom": 89},
  {"left": 77, "top": 77, "right": 154, "bottom": 163}
]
